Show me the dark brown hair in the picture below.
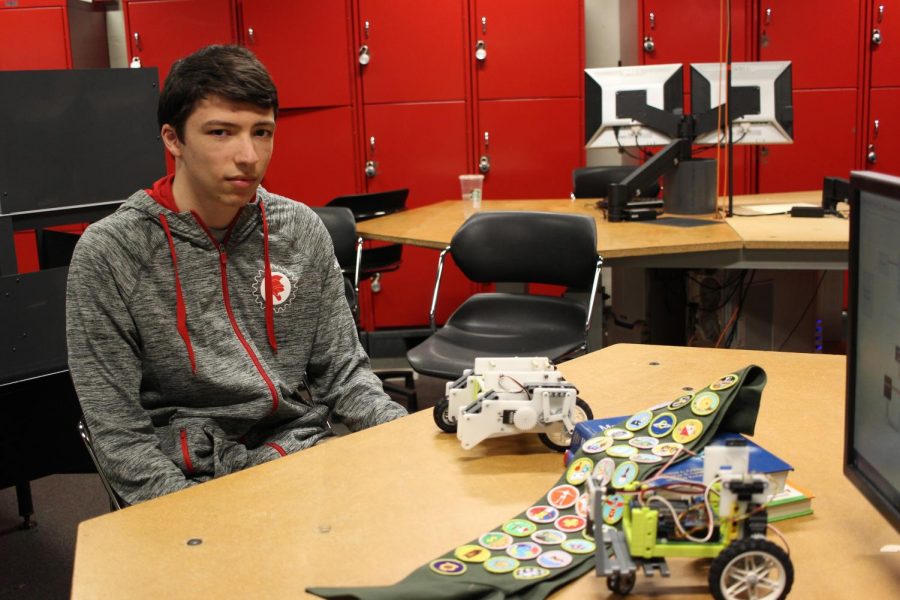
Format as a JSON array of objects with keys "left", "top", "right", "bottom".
[{"left": 158, "top": 44, "right": 279, "bottom": 141}]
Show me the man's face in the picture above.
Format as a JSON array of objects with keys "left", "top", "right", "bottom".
[{"left": 162, "top": 95, "right": 276, "bottom": 216}]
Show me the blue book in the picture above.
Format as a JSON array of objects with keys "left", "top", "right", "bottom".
[{"left": 568, "top": 416, "right": 793, "bottom": 494}]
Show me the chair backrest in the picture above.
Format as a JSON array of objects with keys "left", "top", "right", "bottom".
[
  {"left": 310, "top": 206, "right": 358, "bottom": 272},
  {"left": 572, "top": 165, "right": 660, "bottom": 198},
  {"left": 450, "top": 211, "right": 598, "bottom": 288},
  {"left": 77, "top": 418, "right": 126, "bottom": 511},
  {"left": 326, "top": 188, "right": 409, "bottom": 221}
]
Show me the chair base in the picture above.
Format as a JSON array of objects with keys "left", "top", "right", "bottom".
[{"left": 377, "top": 370, "right": 418, "bottom": 412}]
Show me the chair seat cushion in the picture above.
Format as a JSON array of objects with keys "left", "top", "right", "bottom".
[{"left": 407, "top": 293, "right": 588, "bottom": 380}]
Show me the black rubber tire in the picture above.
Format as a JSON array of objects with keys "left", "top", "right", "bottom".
[
  {"left": 433, "top": 396, "right": 457, "bottom": 433},
  {"left": 708, "top": 537, "right": 794, "bottom": 600},
  {"left": 606, "top": 571, "right": 636, "bottom": 595},
  {"left": 539, "top": 397, "right": 595, "bottom": 452}
]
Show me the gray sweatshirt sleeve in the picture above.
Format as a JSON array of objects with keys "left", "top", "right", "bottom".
[
  {"left": 66, "top": 227, "right": 195, "bottom": 505},
  {"left": 303, "top": 219, "right": 408, "bottom": 431}
]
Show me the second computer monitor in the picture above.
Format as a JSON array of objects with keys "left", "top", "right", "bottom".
[{"left": 690, "top": 61, "right": 793, "bottom": 145}]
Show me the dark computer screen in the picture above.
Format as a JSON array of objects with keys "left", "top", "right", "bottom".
[{"left": 845, "top": 170, "right": 900, "bottom": 531}]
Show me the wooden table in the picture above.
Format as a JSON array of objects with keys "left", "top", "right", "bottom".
[
  {"left": 357, "top": 191, "right": 849, "bottom": 269},
  {"left": 71, "top": 344, "right": 897, "bottom": 599}
]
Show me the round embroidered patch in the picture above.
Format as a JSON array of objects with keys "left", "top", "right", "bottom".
[
  {"left": 632, "top": 452, "right": 664, "bottom": 464},
  {"left": 710, "top": 373, "right": 740, "bottom": 391},
  {"left": 430, "top": 559, "right": 466, "bottom": 576},
  {"left": 566, "top": 457, "right": 594, "bottom": 486},
  {"left": 483, "top": 556, "right": 519, "bottom": 574},
  {"left": 554, "top": 514, "right": 587, "bottom": 533},
  {"left": 606, "top": 444, "right": 638, "bottom": 458},
  {"left": 454, "top": 544, "right": 491, "bottom": 563},
  {"left": 479, "top": 532, "right": 514, "bottom": 550},
  {"left": 652, "top": 442, "right": 684, "bottom": 457},
  {"left": 562, "top": 538, "right": 596, "bottom": 554},
  {"left": 547, "top": 485, "right": 579, "bottom": 509},
  {"left": 537, "top": 550, "right": 573, "bottom": 569},
  {"left": 507, "top": 541, "right": 542, "bottom": 560},
  {"left": 592, "top": 457, "right": 617, "bottom": 486},
  {"left": 649, "top": 412, "right": 678, "bottom": 438},
  {"left": 625, "top": 410, "right": 653, "bottom": 432},
  {"left": 581, "top": 436, "right": 614, "bottom": 454},
  {"left": 629, "top": 436, "right": 658, "bottom": 449},
  {"left": 602, "top": 494, "right": 626, "bottom": 524},
  {"left": 603, "top": 427, "right": 634, "bottom": 440},
  {"left": 575, "top": 492, "right": 590, "bottom": 518},
  {"left": 611, "top": 461, "right": 639, "bottom": 489},
  {"left": 531, "top": 529, "right": 567, "bottom": 545},
  {"left": 668, "top": 393, "right": 694, "bottom": 410},
  {"left": 672, "top": 418, "right": 704, "bottom": 444},
  {"left": 513, "top": 566, "right": 551, "bottom": 580},
  {"left": 691, "top": 391, "right": 720, "bottom": 416},
  {"left": 502, "top": 519, "right": 538, "bottom": 537},
  {"left": 526, "top": 505, "right": 560, "bottom": 524}
]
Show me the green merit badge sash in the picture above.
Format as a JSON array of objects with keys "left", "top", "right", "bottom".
[{"left": 307, "top": 365, "right": 767, "bottom": 600}]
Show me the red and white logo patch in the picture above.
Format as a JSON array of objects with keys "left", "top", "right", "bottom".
[{"left": 253, "top": 267, "right": 297, "bottom": 312}]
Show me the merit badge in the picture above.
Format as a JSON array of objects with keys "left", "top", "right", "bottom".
[
  {"left": 606, "top": 444, "right": 638, "bottom": 458},
  {"left": 502, "top": 519, "right": 538, "bottom": 537},
  {"left": 483, "top": 556, "right": 519, "bottom": 575},
  {"left": 632, "top": 452, "right": 663, "bottom": 464},
  {"left": 537, "top": 550, "right": 573, "bottom": 569},
  {"left": 575, "top": 492, "right": 590, "bottom": 518},
  {"left": 629, "top": 436, "right": 658, "bottom": 449},
  {"left": 554, "top": 514, "right": 587, "bottom": 533},
  {"left": 513, "top": 566, "right": 551, "bottom": 580},
  {"left": 479, "top": 531, "right": 514, "bottom": 550},
  {"left": 430, "top": 559, "right": 467, "bottom": 576},
  {"left": 602, "top": 494, "right": 626, "bottom": 524},
  {"left": 652, "top": 442, "right": 684, "bottom": 457},
  {"left": 603, "top": 427, "right": 634, "bottom": 440},
  {"left": 710, "top": 373, "right": 739, "bottom": 391},
  {"left": 532, "top": 529, "right": 567, "bottom": 545},
  {"left": 611, "top": 461, "right": 639, "bottom": 489},
  {"left": 581, "top": 436, "right": 614, "bottom": 454},
  {"left": 649, "top": 412, "right": 678, "bottom": 438},
  {"left": 455, "top": 544, "right": 491, "bottom": 563},
  {"left": 562, "top": 538, "right": 596, "bottom": 554},
  {"left": 668, "top": 393, "right": 693, "bottom": 410},
  {"left": 672, "top": 418, "right": 704, "bottom": 444},
  {"left": 691, "top": 391, "right": 720, "bottom": 416},
  {"left": 526, "top": 505, "right": 560, "bottom": 524},
  {"left": 507, "top": 541, "right": 542, "bottom": 560},
  {"left": 566, "top": 457, "right": 594, "bottom": 486},
  {"left": 625, "top": 410, "right": 653, "bottom": 432},
  {"left": 592, "top": 457, "right": 616, "bottom": 486},
  {"left": 547, "top": 484, "right": 579, "bottom": 509}
]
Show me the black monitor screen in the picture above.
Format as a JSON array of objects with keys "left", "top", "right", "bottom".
[
  {"left": 0, "top": 68, "right": 165, "bottom": 216},
  {"left": 845, "top": 170, "right": 900, "bottom": 531}
]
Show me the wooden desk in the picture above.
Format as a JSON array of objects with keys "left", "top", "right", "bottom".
[
  {"left": 72, "top": 344, "right": 897, "bottom": 599},
  {"left": 356, "top": 191, "right": 849, "bottom": 269}
]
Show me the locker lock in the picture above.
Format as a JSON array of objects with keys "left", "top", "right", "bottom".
[
  {"left": 478, "top": 155, "right": 491, "bottom": 174},
  {"left": 475, "top": 41, "right": 487, "bottom": 61},
  {"left": 359, "top": 45, "right": 371, "bottom": 65},
  {"left": 867, "top": 144, "right": 877, "bottom": 164},
  {"left": 643, "top": 36, "right": 655, "bottom": 53},
  {"left": 365, "top": 160, "right": 378, "bottom": 178},
  {"left": 872, "top": 28, "right": 883, "bottom": 45}
]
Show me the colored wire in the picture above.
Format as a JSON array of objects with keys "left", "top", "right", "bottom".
[{"left": 776, "top": 271, "right": 827, "bottom": 351}]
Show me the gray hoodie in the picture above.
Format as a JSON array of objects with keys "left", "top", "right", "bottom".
[{"left": 66, "top": 184, "right": 406, "bottom": 505}]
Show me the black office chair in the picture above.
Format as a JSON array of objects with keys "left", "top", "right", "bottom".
[
  {"left": 77, "top": 418, "right": 127, "bottom": 511},
  {"left": 571, "top": 165, "right": 661, "bottom": 200},
  {"left": 311, "top": 207, "right": 418, "bottom": 411},
  {"left": 406, "top": 211, "right": 603, "bottom": 380},
  {"left": 326, "top": 189, "right": 408, "bottom": 292}
]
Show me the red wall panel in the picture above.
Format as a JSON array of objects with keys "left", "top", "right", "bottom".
[{"left": 0, "top": 7, "right": 69, "bottom": 70}]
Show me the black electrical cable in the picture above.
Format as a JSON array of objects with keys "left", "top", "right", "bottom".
[
  {"left": 776, "top": 271, "right": 827, "bottom": 351},
  {"left": 723, "top": 270, "right": 756, "bottom": 348}
]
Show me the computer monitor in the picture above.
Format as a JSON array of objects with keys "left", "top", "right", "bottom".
[
  {"left": 845, "top": 170, "right": 900, "bottom": 532},
  {"left": 584, "top": 63, "right": 683, "bottom": 149},
  {"left": 690, "top": 61, "right": 793, "bottom": 145}
]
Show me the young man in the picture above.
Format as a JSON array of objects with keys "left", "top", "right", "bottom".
[{"left": 66, "top": 45, "right": 407, "bottom": 505}]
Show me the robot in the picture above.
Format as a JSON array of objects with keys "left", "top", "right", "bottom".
[
  {"left": 588, "top": 441, "right": 794, "bottom": 599},
  {"left": 433, "top": 357, "right": 593, "bottom": 451}
]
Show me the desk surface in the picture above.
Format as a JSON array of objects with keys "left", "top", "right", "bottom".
[
  {"left": 72, "top": 344, "right": 897, "bottom": 599},
  {"left": 356, "top": 191, "right": 848, "bottom": 266}
]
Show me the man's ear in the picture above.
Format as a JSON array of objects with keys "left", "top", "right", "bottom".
[{"left": 161, "top": 124, "right": 183, "bottom": 158}]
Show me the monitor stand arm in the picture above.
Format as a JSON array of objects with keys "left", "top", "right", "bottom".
[{"left": 607, "top": 138, "right": 692, "bottom": 222}]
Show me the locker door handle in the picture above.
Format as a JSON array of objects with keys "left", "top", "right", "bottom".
[
  {"left": 133, "top": 32, "right": 142, "bottom": 52},
  {"left": 872, "top": 28, "right": 883, "bottom": 45},
  {"left": 643, "top": 36, "right": 655, "bottom": 53},
  {"left": 475, "top": 41, "right": 487, "bottom": 61},
  {"left": 478, "top": 155, "right": 491, "bottom": 174},
  {"left": 359, "top": 44, "right": 371, "bottom": 65},
  {"left": 867, "top": 144, "right": 877, "bottom": 164},
  {"left": 365, "top": 160, "right": 378, "bottom": 178}
]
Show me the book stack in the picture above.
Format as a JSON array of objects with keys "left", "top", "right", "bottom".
[{"left": 766, "top": 481, "right": 815, "bottom": 522}]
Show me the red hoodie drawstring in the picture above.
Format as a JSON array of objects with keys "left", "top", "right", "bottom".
[
  {"left": 158, "top": 214, "right": 197, "bottom": 374},
  {"left": 259, "top": 202, "right": 278, "bottom": 353}
]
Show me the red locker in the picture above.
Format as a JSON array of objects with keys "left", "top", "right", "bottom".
[
  {"left": 758, "top": 89, "right": 857, "bottom": 192},
  {"left": 866, "top": 88, "right": 900, "bottom": 175},
  {"left": 0, "top": 3, "right": 69, "bottom": 70},
  {"left": 870, "top": 0, "right": 900, "bottom": 88},
  {"left": 357, "top": 0, "right": 468, "bottom": 104},
  {"left": 240, "top": 0, "right": 353, "bottom": 109},
  {"left": 473, "top": 0, "right": 582, "bottom": 99},
  {"left": 360, "top": 102, "right": 473, "bottom": 329},
  {"left": 125, "top": 0, "right": 236, "bottom": 84},
  {"left": 476, "top": 98, "right": 583, "bottom": 198},
  {"left": 262, "top": 107, "right": 360, "bottom": 206},
  {"left": 758, "top": 0, "right": 861, "bottom": 90}
]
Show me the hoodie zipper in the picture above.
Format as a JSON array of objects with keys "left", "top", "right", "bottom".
[{"left": 217, "top": 245, "right": 280, "bottom": 414}]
